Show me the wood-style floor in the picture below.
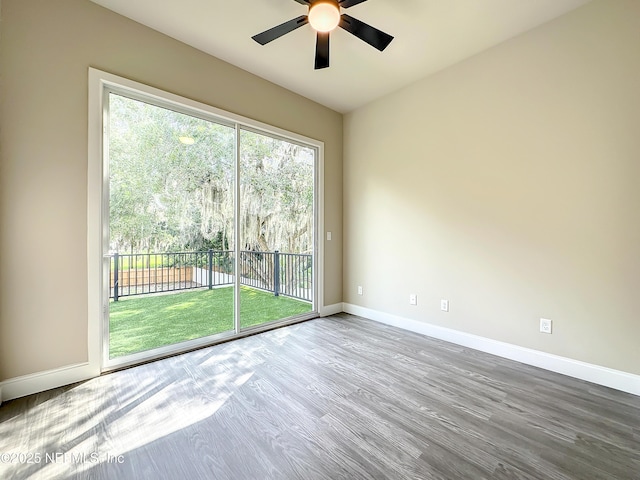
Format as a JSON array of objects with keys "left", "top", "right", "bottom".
[{"left": 1, "top": 314, "right": 639, "bottom": 480}]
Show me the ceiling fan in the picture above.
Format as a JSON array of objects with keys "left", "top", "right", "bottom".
[{"left": 252, "top": 0, "right": 394, "bottom": 70}]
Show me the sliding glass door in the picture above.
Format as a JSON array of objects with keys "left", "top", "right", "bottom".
[
  {"left": 102, "top": 88, "right": 317, "bottom": 369},
  {"left": 239, "top": 129, "right": 315, "bottom": 329}
]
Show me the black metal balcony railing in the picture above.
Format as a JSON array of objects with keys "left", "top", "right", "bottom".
[{"left": 109, "top": 250, "right": 312, "bottom": 303}]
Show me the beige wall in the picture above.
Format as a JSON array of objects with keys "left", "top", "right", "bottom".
[
  {"left": 344, "top": 0, "right": 640, "bottom": 374},
  {"left": 0, "top": 0, "right": 343, "bottom": 380}
]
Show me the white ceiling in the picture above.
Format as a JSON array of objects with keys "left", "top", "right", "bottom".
[{"left": 90, "top": 0, "right": 592, "bottom": 113}]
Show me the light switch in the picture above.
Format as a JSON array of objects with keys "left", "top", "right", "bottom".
[{"left": 326, "top": 232, "right": 332, "bottom": 241}]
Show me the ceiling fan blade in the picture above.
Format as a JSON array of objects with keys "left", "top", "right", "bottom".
[
  {"left": 252, "top": 15, "right": 309, "bottom": 45},
  {"left": 339, "top": 13, "right": 393, "bottom": 51},
  {"left": 292, "top": 0, "right": 310, "bottom": 4},
  {"left": 315, "top": 32, "right": 330, "bottom": 69},
  {"left": 339, "top": 0, "right": 368, "bottom": 8}
]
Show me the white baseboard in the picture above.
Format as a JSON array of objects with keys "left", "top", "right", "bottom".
[
  {"left": 3, "top": 305, "right": 637, "bottom": 402},
  {"left": 0, "top": 363, "right": 99, "bottom": 402},
  {"left": 320, "top": 302, "right": 344, "bottom": 317},
  {"left": 343, "top": 303, "right": 640, "bottom": 397}
]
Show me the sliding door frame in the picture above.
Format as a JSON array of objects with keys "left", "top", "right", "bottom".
[{"left": 88, "top": 68, "right": 324, "bottom": 373}]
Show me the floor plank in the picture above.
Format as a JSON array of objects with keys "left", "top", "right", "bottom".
[{"left": 1, "top": 314, "right": 639, "bottom": 479}]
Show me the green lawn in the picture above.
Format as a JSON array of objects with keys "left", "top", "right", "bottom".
[{"left": 109, "top": 286, "right": 312, "bottom": 358}]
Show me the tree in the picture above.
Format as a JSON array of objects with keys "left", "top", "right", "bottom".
[{"left": 108, "top": 94, "right": 314, "bottom": 257}]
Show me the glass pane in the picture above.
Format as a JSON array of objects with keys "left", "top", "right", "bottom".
[
  {"left": 239, "top": 129, "right": 314, "bottom": 329},
  {"left": 107, "top": 94, "right": 235, "bottom": 359}
]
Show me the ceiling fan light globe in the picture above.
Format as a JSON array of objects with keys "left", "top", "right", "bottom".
[{"left": 308, "top": 2, "right": 340, "bottom": 32}]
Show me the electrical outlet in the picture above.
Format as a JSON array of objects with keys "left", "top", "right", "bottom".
[
  {"left": 326, "top": 231, "right": 332, "bottom": 241},
  {"left": 540, "top": 318, "right": 552, "bottom": 334},
  {"left": 357, "top": 286, "right": 363, "bottom": 295},
  {"left": 409, "top": 294, "right": 417, "bottom": 305},
  {"left": 440, "top": 299, "right": 449, "bottom": 312}
]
